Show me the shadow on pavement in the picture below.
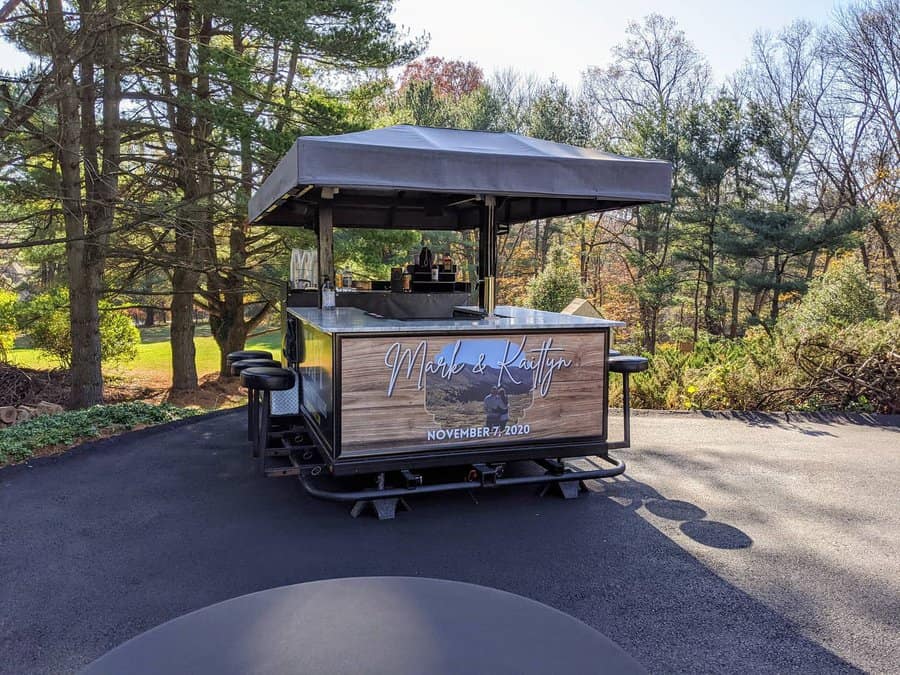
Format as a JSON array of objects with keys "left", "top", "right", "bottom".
[
  {"left": 0, "top": 410, "right": 859, "bottom": 674},
  {"left": 599, "top": 474, "right": 753, "bottom": 550},
  {"left": 679, "top": 520, "right": 754, "bottom": 549},
  {"left": 693, "top": 409, "right": 900, "bottom": 434}
]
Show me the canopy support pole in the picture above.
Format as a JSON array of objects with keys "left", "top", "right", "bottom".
[
  {"left": 481, "top": 195, "right": 497, "bottom": 316},
  {"left": 317, "top": 192, "right": 334, "bottom": 290}
]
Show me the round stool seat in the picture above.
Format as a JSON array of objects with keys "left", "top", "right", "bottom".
[
  {"left": 608, "top": 355, "right": 649, "bottom": 374},
  {"left": 226, "top": 350, "right": 274, "bottom": 367},
  {"left": 240, "top": 367, "right": 295, "bottom": 392},
  {"left": 230, "top": 358, "right": 280, "bottom": 376}
]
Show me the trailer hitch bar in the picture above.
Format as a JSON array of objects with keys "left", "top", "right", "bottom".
[{"left": 469, "top": 463, "right": 504, "bottom": 486}]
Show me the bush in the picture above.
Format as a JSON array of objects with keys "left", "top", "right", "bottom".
[
  {"left": 612, "top": 261, "right": 897, "bottom": 414},
  {"left": 621, "top": 333, "right": 787, "bottom": 411},
  {"left": 0, "top": 289, "right": 18, "bottom": 358},
  {"left": 526, "top": 245, "right": 584, "bottom": 312},
  {"left": 0, "top": 402, "right": 197, "bottom": 465},
  {"left": 19, "top": 288, "right": 140, "bottom": 367},
  {"left": 781, "top": 260, "right": 883, "bottom": 339},
  {"left": 615, "top": 317, "right": 899, "bottom": 414}
]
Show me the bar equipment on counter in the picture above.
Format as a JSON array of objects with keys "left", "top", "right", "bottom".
[
  {"left": 290, "top": 248, "right": 317, "bottom": 289},
  {"left": 390, "top": 266, "right": 404, "bottom": 292},
  {"left": 321, "top": 276, "right": 336, "bottom": 309},
  {"left": 417, "top": 246, "right": 433, "bottom": 270}
]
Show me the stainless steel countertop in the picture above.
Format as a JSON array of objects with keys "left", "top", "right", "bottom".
[{"left": 286, "top": 305, "right": 624, "bottom": 334}]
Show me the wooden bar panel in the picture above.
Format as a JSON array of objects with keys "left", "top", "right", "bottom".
[{"left": 339, "top": 331, "right": 607, "bottom": 456}]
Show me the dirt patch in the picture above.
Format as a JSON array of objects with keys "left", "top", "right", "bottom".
[{"left": 162, "top": 373, "right": 245, "bottom": 409}]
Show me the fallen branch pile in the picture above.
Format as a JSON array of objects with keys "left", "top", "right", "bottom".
[
  {"left": 0, "top": 364, "right": 69, "bottom": 425},
  {"left": 795, "top": 342, "right": 900, "bottom": 414}
]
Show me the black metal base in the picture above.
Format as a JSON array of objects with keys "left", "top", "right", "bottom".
[
  {"left": 539, "top": 478, "right": 585, "bottom": 499},
  {"left": 296, "top": 455, "right": 625, "bottom": 519},
  {"left": 350, "top": 496, "right": 411, "bottom": 520}
]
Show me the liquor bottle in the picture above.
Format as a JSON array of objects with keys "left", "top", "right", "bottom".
[
  {"left": 443, "top": 252, "right": 452, "bottom": 273},
  {"left": 321, "top": 276, "right": 336, "bottom": 309}
]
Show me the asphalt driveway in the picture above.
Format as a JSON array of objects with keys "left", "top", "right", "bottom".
[{"left": 1, "top": 409, "right": 897, "bottom": 674}]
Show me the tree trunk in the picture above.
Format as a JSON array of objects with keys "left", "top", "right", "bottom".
[
  {"left": 729, "top": 283, "right": 740, "bottom": 338},
  {"left": 703, "top": 220, "right": 716, "bottom": 333},
  {"left": 539, "top": 219, "right": 553, "bottom": 266},
  {"left": 210, "top": 300, "right": 250, "bottom": 375},
  {"left": 202, "top": 24, "right": 255, "bottom": 377},
  {"left": 68, "top": 265, "right": 104, "bottom": 406},
  {"left": 170, "top": 280, "right": 198, "bottom": 390},
  {"left": 144, "top": 307, "right": 156, "bottom": 327},
  {"left": 168, "top": 0, "right": 200, "bottom": 391},
  {"left": 871, "top": 217, "right": 899, "bottom": 292},
  {"left": 770, "top": 255, "right": 782, "bottom": 324},
  {"left": 692, "top": 268, "right": 701, "bottom": 342},
  {"left": 47, "top": 0, "right": 115, "bottom": 408},
  {"left": 578, "top": 220, "right": 588, "bottom": 284},
  {"left": 639, "top": 302, "right": 656, "bottom": 354},
  {"left": 70, "top": 0, "right": 106, "bottom": 408},
  {"left": 805, "top": 250, "right": 818, "bottom": 281}
]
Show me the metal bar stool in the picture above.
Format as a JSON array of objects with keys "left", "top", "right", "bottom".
[
  {"left": 230, "top": 358, "right": 280, "bottom": 443},
  {"left": 225, "top": 350, "right": 274, "bottom": 373},
  {"left": 239, "top": 367, "right": 295, "bottom": 471},
  {"left": 608, "top": 354, "right": 649, "bottom": 447}
]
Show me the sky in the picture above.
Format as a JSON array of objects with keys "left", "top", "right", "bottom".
[
  {"left": 0, "top": 0, "right": 841, "bottom": 86},
  {"left": 390, "top": 0, "right": 843, "bottom": 88}
]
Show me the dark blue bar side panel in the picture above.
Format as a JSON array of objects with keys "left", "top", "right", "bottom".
[{"left": 299, "top": 320, "right": 335, "bottom": 451}]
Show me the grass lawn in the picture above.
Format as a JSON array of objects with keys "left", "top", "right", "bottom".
[{"left": 8, "top": 324, "right": 282, "bottom": 386}]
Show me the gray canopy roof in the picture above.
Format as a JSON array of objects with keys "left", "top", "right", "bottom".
[{"left": 248, "top": 125, "right": 672, "bottom": 229}]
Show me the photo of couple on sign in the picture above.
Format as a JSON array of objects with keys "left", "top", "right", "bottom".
[
  {"left": 483, "top": 386, "right": 510, "bottom": 427},
  {"left": 425, "top": 339, "right": 533, "bottom": 428}
]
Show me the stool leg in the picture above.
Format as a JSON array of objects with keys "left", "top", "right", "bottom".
[
  {"left": 622, "top": 372, "right": 631, "bottom": 448},
  {"left": 257, "top": 390, "right": 271, "bottom": 474},
  {"left": 248, "top": 388, "right": 259, "bottom": 444},
  {"left": 247, "top": 389, "right": 253, "bottom": 442}
]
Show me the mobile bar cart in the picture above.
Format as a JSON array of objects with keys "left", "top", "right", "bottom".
[{"left": 247, "top": 125, "right": 671, "bottom": 518}]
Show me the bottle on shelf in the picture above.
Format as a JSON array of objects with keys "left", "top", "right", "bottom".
[
  {"left": 321, "top": 276, "right": 336, "bottom": 309},
  {"left": 443, "top": 252, "right": 452, "bottom": 273}
]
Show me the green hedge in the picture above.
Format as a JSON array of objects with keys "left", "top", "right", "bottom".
[{"left": 0, "top": 402, "right": 198, "bottom": 465}]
